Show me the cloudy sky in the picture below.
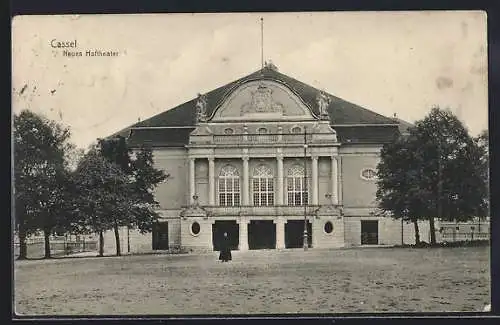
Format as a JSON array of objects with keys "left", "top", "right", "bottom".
[{"left": 12, "top": 11, "right": 487, "bottom": 149}]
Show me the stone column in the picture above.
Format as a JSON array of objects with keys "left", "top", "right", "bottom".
[
  {"left": 274, "top": 217, "right": 286, "bottom": 249},
  {"left": 312, "top": 156, "right": 319, "bottom": 205},
  {"left": 277, "top": 155, "right": 284, "bottom": 205},
  {"left": 238, "top": 217, "right": 249, "bottom": 251},
  {"left": 242, "top": 156, "right": 249, "bottom": 205},
  {"left": 337, "top": 157, "right": 342, "bottom": 205},
  {"left": 189, "top": 158, "right": 196, "bottom": 205},
  {"left": 331, "top": 156, "right": 338, "bottom": 205},
  {"left": 208, "top": 157, "right": 215, "bottom": 205}
]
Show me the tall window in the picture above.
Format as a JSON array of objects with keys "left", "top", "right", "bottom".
[
  {"left": 287, "top": 165, "right": 309, "bottom": 206},
  {"left": 252, "top": 165, "right": 274, "bottom": 206},
  {"left": 218, "top": 165, "right": 240, "bottom": 206}
]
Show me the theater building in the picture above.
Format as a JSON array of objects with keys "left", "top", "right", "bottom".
[{"left": 106, "top": 64, "right": 419, "bottom": 254}]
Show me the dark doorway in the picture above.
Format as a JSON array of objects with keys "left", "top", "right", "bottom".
[
  {"left": 213, "top": 220, "right": 239, "bottom": 251},
  {"left": 285, "top": 220, "right": 312, "bottom": 248},
  {"left": 152, "top": 222, "right": 169, "bottom": 250},
  {"left": 361, "top": 220, "right": 379, "bottom": 245},
  {"left": 248, "top": 220, "right": 276, "bottom": 249}
]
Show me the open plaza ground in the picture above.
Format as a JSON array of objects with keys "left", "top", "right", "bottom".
[{"left": 14, "top": 246, "right": 490, "bottom": 315}]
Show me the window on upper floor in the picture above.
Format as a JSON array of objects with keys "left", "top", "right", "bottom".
[
  {"left": 218, "top": 165, "right": 241, "bottom": 206},
  {"left": 287, "top": 164, "right": 309, "bottom": 206},
  {"left": 252, "top": 165, "right": 274, "bottom": 206},
  {"left": 224, "top": 128, "right": 234, "bottom": 135},
  {"left": 291, "top": 126, "right": 302, "bottom": 134},
  {"left": 257, "top": 127, "right": 268, "bottom": 134}
]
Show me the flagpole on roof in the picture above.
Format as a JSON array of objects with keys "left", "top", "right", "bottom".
[{"left": 261, "top": 17, "right": 264, "bottom": 70}]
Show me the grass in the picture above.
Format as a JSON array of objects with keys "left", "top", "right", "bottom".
[{"left": 14, "top": 246, "right": 490, "bottom": 315}]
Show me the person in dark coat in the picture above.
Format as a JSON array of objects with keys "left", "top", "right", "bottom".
[{"left": 219, "top": 232, "right": 232, "bottom": 262}]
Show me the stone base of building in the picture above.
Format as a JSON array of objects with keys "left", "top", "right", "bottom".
[{"left": 93, "top": 216, "right": 490, "bottom": 255}]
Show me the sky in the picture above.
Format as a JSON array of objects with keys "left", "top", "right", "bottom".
[{"left": 12, "top": 11, "right": 488, "bottom": 150}]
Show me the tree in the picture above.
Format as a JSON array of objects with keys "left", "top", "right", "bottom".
[
  {"left": 13, "top": 110, "right": 74, "bottom": 259},
  {"left": 376, "top": 132, "right": 424, "bottom": 245},
  {"left": 96, "top": 138, "right": 168, "bottom": 255},
  {"left": 474, "top": 129, "right": 489, "bottom": 220},
  {"left": 377, "top": 107, "right": 487, "bottom": 245},
  {"left": 72, "top": 149, "right": 133, "bottom": 257},
  {"left": 129, "top": 146, "right": 169, "bottom": 232}
]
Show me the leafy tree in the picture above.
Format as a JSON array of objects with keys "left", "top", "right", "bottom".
[
  {"left": 377, "top": 107, "right": 487, "bottom": 245},
  {"left": 474, "top": 129, "right": 489, "bottom": 220},
  {"left": 376, "top": 132, "right": 424, "bottom": 245},
  {"left": 93, "top": 138, "right": 168, "bottom": 256},
  {"left": 72, "top": 148, "right": 132, "bottom": 256},
  {"left": 129, "top": 146, "right": 169, "bottom": 232},
  {"left": 13, "top": 110, "right": 74, "bottom": 259}
]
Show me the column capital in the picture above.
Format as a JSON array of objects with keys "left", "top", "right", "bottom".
[
  {"left": 242, "top": 156, "right": 249, "bottom": 161},
  {"left": 312, "top": 155, "right": 319, "bottom": 161},
  {"left": 208, "top": 156, "right": 215, "bottom": 162},
  {"left": 276, "top": 154, "right": 284, "bottom": 161}
]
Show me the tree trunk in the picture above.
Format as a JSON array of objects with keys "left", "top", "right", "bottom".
[
  {"left": 429, "top": 216, "right": 437, "bottom": 245},
  {"left": 413, "top": 219, "right": 420, "bottom": 245},
  {"left": 17, "top": 229, "right": 28, "bottom": 260},
  {"left": 114, "top": 224, "right": 121, "bottom": 256},
  {"left": 98, "top": 231, "right": 104, "bottom": 257},
  {"left": 43, "top": 229, "right": 51, "bottom": 258}
]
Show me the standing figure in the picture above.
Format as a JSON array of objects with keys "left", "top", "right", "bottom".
[
  {"left": 219, "top": 232, "right": 232, "bottom": 262},
  {"left": 317, "top": 91, "right": 330, "bottom": 117},
  {"left": 195, "top": 93, "right": 208, "bottom": 123}
]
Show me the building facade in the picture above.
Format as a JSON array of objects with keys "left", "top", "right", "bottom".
[{"left": 108, "top": 65, "right": 420, "bottom": 253}]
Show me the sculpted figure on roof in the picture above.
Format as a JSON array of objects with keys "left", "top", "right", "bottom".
[
  {"left": 195, "top": 93, "right": 208, "bottom": 123},
  {"left": 317, "top": 91, "right": 330, "bottom": 118}
]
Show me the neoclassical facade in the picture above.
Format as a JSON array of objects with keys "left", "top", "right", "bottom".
[{"left": 109, "top": 65, "right": 417, "bottom": 253}]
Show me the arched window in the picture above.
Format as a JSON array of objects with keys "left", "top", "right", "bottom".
[
  {"left": 291, "top": 126, "right": 302, "bottom": 134},
  {"left": 252, "top": 165, "right": 274, "bottom": 206},
  {"left": 287, "top": 165, "right": 309, "bottom": 206},
  {"left": 218, "top": 165, "right": 240, "bottom": 206},
  {"left": 224, "top": 128, "right": 234, "bottom": 135}
]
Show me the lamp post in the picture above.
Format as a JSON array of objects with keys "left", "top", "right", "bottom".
[
  {"left": 303, "top": 128, "right": 308, "bottom": 251},
  {"left": 127, "top": 226, "right": 130, "bottom": 253}
]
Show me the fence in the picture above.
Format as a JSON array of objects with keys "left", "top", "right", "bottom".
[
  {"left": 13, "top": 238, "right": 98, "bottom": 259},
  {"left": 438, "top": 221, "right": 490, "bottom": 243}
]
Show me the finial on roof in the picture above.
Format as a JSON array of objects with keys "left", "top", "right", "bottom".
[
  {"left": 264, "top": 60, "right": 278, "bottom": 71},
  {"left": 393, "top": 113, "right": 397, "bottom": 118}
]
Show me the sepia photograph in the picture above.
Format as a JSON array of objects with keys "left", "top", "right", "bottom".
[{"left": 12, "top": 11, "right": 489, "bottom": 316}]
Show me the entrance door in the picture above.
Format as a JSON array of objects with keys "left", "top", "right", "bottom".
[
  {"left": 248, "top": 220, "right": 276, "bottom": 249},
  {"left": 361, "top": 220, "right": 378, "bottom": 245},
  {"left": 285, "top": 220, "right": 312, "bottom": 248},
  {"left": 212, "top": 221, "right": 239, "bottom": 251},
  {"left": 152, "top": 222, "right": 169, "bottom": 250}
]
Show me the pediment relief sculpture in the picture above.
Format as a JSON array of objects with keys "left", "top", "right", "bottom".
[{"left": 240, "top": 83, "right": 284, "bottom": 115}]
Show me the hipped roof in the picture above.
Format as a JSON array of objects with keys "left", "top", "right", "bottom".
[{"left": 113, "top": 66, "right": 404, "bottom": 147}]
